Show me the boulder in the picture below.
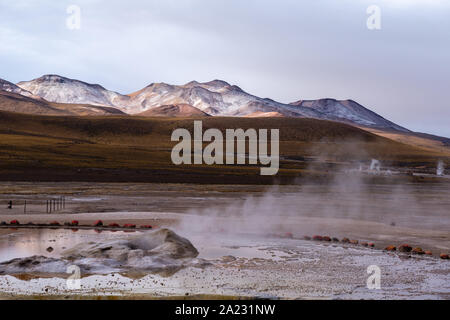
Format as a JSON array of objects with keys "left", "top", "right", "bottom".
[
  {"left": 94, "top": 220, "right": 103, "bottom": 227},
  {"left": 398, "top": 244, "right": 412, "bottom": 253},
  {"left": 385, "top": 245, "right": 396, "bottom": 251},
  {"left": 440, "top": 254, "right": 449, "bottom": 260},
  {"left": 411, "top": 247, "right": 425, "bottom": 255}
]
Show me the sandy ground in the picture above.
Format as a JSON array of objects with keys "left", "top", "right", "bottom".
[{"left": 0, "top": 181, "right": 449, "bottom": 299}]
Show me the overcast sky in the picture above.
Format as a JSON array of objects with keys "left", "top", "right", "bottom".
[{"left": 1, "top": 0, "right": 449, "bottom": 137}]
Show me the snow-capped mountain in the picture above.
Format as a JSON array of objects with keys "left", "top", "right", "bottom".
[
  {"left": 17, "top": 75, "right": 131, "bottom": 111},
  {"left": 127, "top": 80, "right": 326, "bottom": 118},
  {"left": 12, "top": 74, "right": 409, "bottom": 131},
  {"left": 290, "top": 99, "right": 409, "bottom": 132}
]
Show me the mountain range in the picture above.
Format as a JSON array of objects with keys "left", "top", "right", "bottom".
[{"left": 1, "top": 74, "right": 408, "bottom": 132}]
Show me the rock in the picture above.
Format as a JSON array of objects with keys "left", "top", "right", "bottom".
[
  {"left": 64, "top": 222, "right": 71, "bottom": 226},
  {"left": 424, "top": 251, "right": 432, "bottom": 256},
  {"left": 0, "top": 221, "right": 6, "bottom": 226},
  {"left": 350, "top": 240, "right": 359, "bottom": 245},
  {"left": 322, "top": 236, "right": 331, "bottom": 242},
  {"left": 411, "top": 247, "right": 425, "bottom": 255},
  {"left": 140, "top": 225, "right": 153, "bottom": 229},
  {"left": 440, "top": 254, "right": 449, "bottom": 260},
  {"left": 341, "top": 238, "right": 350, "bottom": 243},
  {"left": 94, "top": 220, "right": 103, "bottom": 227},
  {"left": 71, "top": 220, "right": 79, "bottom": 226},
  {"left": 312, "top": 235, "right": 323, "bottom": 241},
  {"left": 9, "top": 220, "right": 20, "bottom": 225},
  {"left": 283, "top": 232, "right": 294, "bottom": 239},
  {"left": 123, "top": 224, "right": 136, "bottom": 229},
  {"left": 46, "top": 247, "right": 54, "bottom": 253},
  {"left": 332, "top": 238, "right": 340, "bottom": 242},
  {"left": 49, "top": 221, "right": 60, "bottom": 226},
  {"left": 385, "top": 245, "right": 396, "bottom": 251},
  {"left": 361, "top": 242, "right": 368, "bottom": 247},
  {"left": 368, "top": 243, "right": 375, "bottom": 248},
  {"left": 398, "top": 244, "right": 412, "bottom": 253}
]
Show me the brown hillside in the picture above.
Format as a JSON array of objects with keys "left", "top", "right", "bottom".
[{"left": 0, "top": 111, "right": 447, "bottom": 183}]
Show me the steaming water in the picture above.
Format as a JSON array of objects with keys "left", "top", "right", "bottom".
[{"left": 369, "top": 159, "right": 381, "bottom": 172}]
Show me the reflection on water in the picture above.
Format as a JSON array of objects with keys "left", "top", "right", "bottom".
[{"left": 0, "top": 229, "right": 139, "bottom": 263}]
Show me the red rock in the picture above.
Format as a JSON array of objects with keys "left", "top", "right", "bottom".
[
  {"left": 440, "top": 254, "right": 449, "bottom": 260},
  {"left": 71, "top": 228, "right": 79, "bottom": 232},
  {"left": 411, "top": 247, "right": 425, "bottom": 255},
  {"left": 49, "top": 221, "right": 60, "bottom": 226},
  {"left": 94, "top": 220, "right": 103, "bottom": 227},
  {"left": 71, "top": 220, "right": 79, "bottom": 226},
  {"left": 123, "top": 224, "right": 136, "bottom": 229},
  {"left": 424, "top": 251, "right": 432, "bottom": 256},
  {"left": 108, "top": 223, "right": 120, "bottom": 228},
  {"left": 385, "top": 245, "right": 396, "bottom": 251},
  {"left": 140, "top": 225, "right": 153, "bottom": 229},
  {"left": 312, "top": 235, "right": 323, "bottom": 241},
  {"left": 341, "top": 238, "right": 350, "bottom": 243},
  {"left": 322, "top": 236, "right": 331, "bottom": 242},
  {"left": 9, "top": 220, "right": 20, "bottom": 225},
  {"left": 368, "top": 243, "right": 375, "bottom": 247},
  {"left": 398, "top": 244, "right": 412, "bottom": 253}
]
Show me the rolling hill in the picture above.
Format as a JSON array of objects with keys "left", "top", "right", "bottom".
[{"left": 0, "top": 111, "right": 447, "bottom": 183}]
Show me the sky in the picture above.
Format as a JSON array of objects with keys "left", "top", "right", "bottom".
[{"left": 1, "top": 0, "right": 449, "bottom": 137}]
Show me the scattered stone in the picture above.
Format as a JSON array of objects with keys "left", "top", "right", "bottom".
[
  {"left": 49, "top": 221, "right": 60, "bottom": 226},
  {"left": 424, "top": 251, "right": 432, "bottom": 256},
  {"left": 368, "top": 243, "right": 375, "bottom": 248},
  {"left": 440, "top": 254, "right": 449, "bottom": 260},
  {"left": 332, "top": 237, "right": 340, "bottom": 242},
  {"left": 322, "top": 236, "right": 331, "bottom": 242},
  {"left": 64, "top": 222, "right": 71, "bottom": 226},
  {"left": 123, "top": 224, "right": 136, "bottom": 229},
  {"left": 341, "top": 238, "right": 350, "bottom": 243},
  {"left": 312, "top": 235, "right": 323, "bottom": 241},
  {"left": 71, "top": 220, "right": 79, "bottom": 226},
  {"left": 9, "top": 220, "right": 20, "bottom": 225},
  {"left": 350, "top": 240, "right": 359, "bottom": 245},
  {"left": 411, "top": 247, "right": 425, "bottom": 255},
  {"left": 398, "top": 244, "right": 412, "bottom": 253},
  {"left": 0, "top": 221, "right": 6, "bottom": 226},
  {"left": 361, "top": 242, "right": 368, "bottom": 247},
  {"left": 385, "top": 245, "right": 396, "bottom": 251},
  {"left": 46, "top": 247, "right": 54, "bottom": 253},
  {"left": 140, "top": 225, "right": 153, "bottom": 229}
]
